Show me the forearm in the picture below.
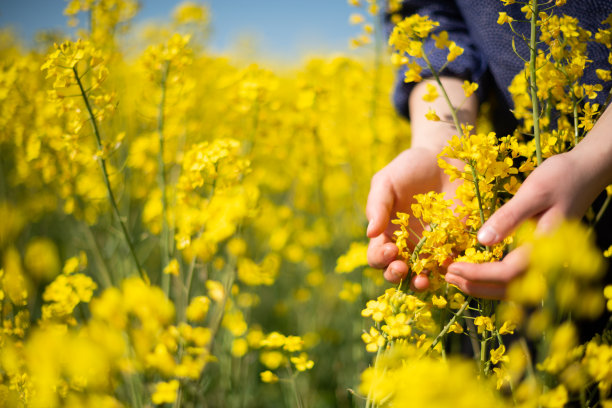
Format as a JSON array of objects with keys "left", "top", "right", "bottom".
[
  {"left": 409, "top": 77, "right": 478, "bottom": 154},
  {"left": 569, "top": 103, "right": 612, "bottom": 196}
]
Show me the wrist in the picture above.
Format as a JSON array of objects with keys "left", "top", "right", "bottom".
[{"left": 568, "top": 135, "right": 612, "bottom": 195}]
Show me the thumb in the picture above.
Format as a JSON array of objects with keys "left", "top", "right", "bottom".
[
  {"left": 477, "top": 184, "right": 548, "bottom": 245},
  {"left": 366, "top": 174, "right": 395, "bottom": 238}
]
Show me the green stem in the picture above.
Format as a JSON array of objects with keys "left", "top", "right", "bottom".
[
  {"left": 410, "top": 233, "right": 429, "bottom": 264},
  {"left": 204, "top": 267, "right": 235, "bottom": 360},
  {"left": 287, "top": 365, "right": 305, "bottom": 408},
  {"left": 181, "top": 253, "right": 198, "bottom": 321},
  {"left": 369, "top": 9, "right": 382, "bottom": 143},
  {"left": 173, "top": 386, "right": 182, "bottom": 408},
  {"left": 529, "top": 0, "right": 542, "bottom": 165},
  {"left": 82, "top": 224, "right": 113, "bottom": 288},
  {"left": 122, "top": 371, "right": 143, "bottom": 408},
  {"left": 480, "top": 336, "right": 488, "bottom": 377},
  {"left": 73, "top": 67, "right": 148, "bottom": 283},
  {"left": 463, "top": 309, "right": 481, "bottom": 359},
  {"left": 572, "top": 96, "right": 580, "bottom": 146},
  {"left": 366, "top": 342, "right": 385, "bottom": 408},
  {"left": 426, "top": 297, "right": 471, "bottom": 354},
  {"left": 158, "top": 61, "right": 171, "bottom": 295},
  {"left": 519, "top": 337, "right": 536, "bottom": 380},
  {"left": 593, "top": 193, "right": 611, "bottom": 229},
  {"left": 470, "top": 164, "right": 487, "bottom": 228},
  {"left": 422, "top": 52, "right": 462, "bottom": 132}
]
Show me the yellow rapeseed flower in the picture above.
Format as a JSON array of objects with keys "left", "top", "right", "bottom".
[
  {"left": 163, "top": 258, "right": 180, "bottom": 276},
  {"left": 447, "top": 42, "right": 464, "bottom": 62},
  {"left": 497, "top": 12, "right": 514, "bottom": 25},
  {"left": 152, "top": 380, "right": 179, "bottom": 405},
  {"left": 335, "top": 242, "right": 368, "bottom": 273},
  {"left": 349, "top": 13, "right": 365, "bottom": 25},
  {"left": 490, "top": 345, "right": 509, "bottom": 365},
  {"left": 260, "top": 351, "right": 285, "bottom": 370},
  {"left": 474, "top": 316, "right": 494, "bottom": 334},
  {"left": 425, "top": 108, "right": 440, "bottom": 121},
  {"left": 260, "top": 370, "right": 279, "bottom": 383},
  {"left": 462, "top": 80, "right": 478, "bottom": 97},
  {"left": 185, "top": 296, "right": 211, "bottom": 322},
  {"left": 422, "top": 83, "right": 439, "bottom": 102},
  {"left": 290, "top": 353, "right": 314, "bottom": 371}
]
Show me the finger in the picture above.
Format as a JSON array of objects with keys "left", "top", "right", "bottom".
[
  {"left": 411, "top": 271, "right": 430, "bottom": 291},
  {"left": 446, "top": 246, "right": 529, "bottom": 285},
  {"left": 477, "top": 185, "right": 549, "bottom": 245},
  {"left": 366, "top": 173, "right": 395, "bottom": 238},
  {"left": 535, "top": 207, "right": 564, "bottom": 235},
  {"left": 444, "top": 274, "right": 507, "bottom": 300},
  {"left": 383, "top": 259, "right": 409, "bottom": 284},
  {"left": 367, "top": 234, "right": 399, "bottom": 269}
]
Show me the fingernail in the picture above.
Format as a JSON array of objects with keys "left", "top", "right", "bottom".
[
  {"left": 447, "top": 264, "right": 461, "bottom": 275},
  {"left": 477, "top": 226, "right": 498, "bottom": 245},
  {"left": 390, "top": 267, "right": 401, "bottom": 280},
  {"left": 366, "top": 218, "right": 374, "bottom": 235},
  {"left": 445, "top": 273, "right": 457, "bottom": 284}
]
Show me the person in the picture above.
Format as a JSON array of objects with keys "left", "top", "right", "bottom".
[{"left": 367, "top": 0, "right": 612, "bottom": 299}]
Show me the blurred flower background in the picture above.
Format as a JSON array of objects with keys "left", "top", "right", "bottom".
[{"left": 0, "top": 1, "right": 406, "bottom": 407}]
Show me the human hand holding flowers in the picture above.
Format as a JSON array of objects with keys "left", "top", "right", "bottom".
[
  {"left": 446, "top": 104, "right": 612, "bottom": 299},
  {"left": 366, "top": 77, "right": 477, "bottom": 288}
]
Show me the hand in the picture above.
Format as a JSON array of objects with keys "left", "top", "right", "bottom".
[
  {"left": 445, "top": 150, "right": 607, "bottom": 299},
  {"left": 366, "top": 77, "right": 478, "bottom": 289},
  {"left": 366, "top": 147, "right": 457, "bottom": 288}
]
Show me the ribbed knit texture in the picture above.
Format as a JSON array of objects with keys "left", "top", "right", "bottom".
[{"left": 387, "top": 0, "right": 612, "bottom": 119}]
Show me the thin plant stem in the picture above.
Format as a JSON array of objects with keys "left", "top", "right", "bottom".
[
  {"left": 529, "top": 0, "right": 543, "bottom": 165},
  {"left": 422, "top": 52, "right": 462, "bottom": 132},
  {"left": 410, "top": 233, "right": 429, "bottom": 264},
  {"left": 463, "top": 309, "right": 481, "bottom": 359},
  {"left": 422, "top": 49, "right": 490, "bottom": 234},
  {"left": 593, "top": 193, "right": 611, "bottom": 229},
  {"left": 366, "top": 342, "right": 384, "bottom": 408},
  {"left": 480, "top": 336, "right": 488, "bottom": 377},
  {"left": 519, "top": 337, "right": 536, "bottom": 380},
  {"left": 157, "top": 61, "right": 171, "bottom": 295},
  {"left": 369, "top": 8, "right": 382, "bottom": 144},
  {"left": 470, "top": 164, "right": 487, "bottom": 228},
  {"left": 572, "top": 96, "right": 580, "bottom": 146},
  {"left": 73, "top": 66, "right": 148, "bottom": 283},
  {"left": 82, "top": 224, "right": 113, "bottom": 288},
  {"left": 286, "top": 365, "right": 305, "bottom": 408},
  {"left": 426, "top": 297, "right": 471, "bottom": 354},
  {"left": 204, "top": 267, "right": 236, "bottom": 358}
]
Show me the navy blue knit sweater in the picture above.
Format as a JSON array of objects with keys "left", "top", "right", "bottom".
[{"left": 386, "top": 0, "right": 612, "bottom": 119}]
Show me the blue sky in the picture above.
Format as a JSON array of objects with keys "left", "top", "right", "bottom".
[{"left": 0, "top": 0, "right": 368, "bottom": 61}]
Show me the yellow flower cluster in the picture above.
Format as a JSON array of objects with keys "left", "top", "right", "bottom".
[
  {"left": 359, "top": 344, "right": 506, "bottom": 407},
  {"left": 388, "top": 14, "right": 464, "bottom": 83},
  {"left": 41, "top": 253, "right": 96, "bottom": 326},
  {"left": 64, "top": 0, "right": 139, "bottom": 47},
  {"left": 334, "top": 242, "right": 368, "bottom": 274},
  {"left": 361, "top": 287, "right": 439, "bottom": 352},
  {"left": 508, "top": 11, "right": 612, "bottom": 150},
  {"left": 509, "top": 221, "right": 606, "bottom": 318},
  {"left": 347, "top": 0, "right": 392, "bottom": 48},
  {"left": 36, "top": 40, "right": 118, "bottom": 223},
  {"left": 253, "top": 331, "right": 314, "bottom": 382},
  {"left": 393, "top": 192, "right": 469, "bottom": 279},
  {"left": 1, "top": 0, "right": 416, "bottom": 403}
]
